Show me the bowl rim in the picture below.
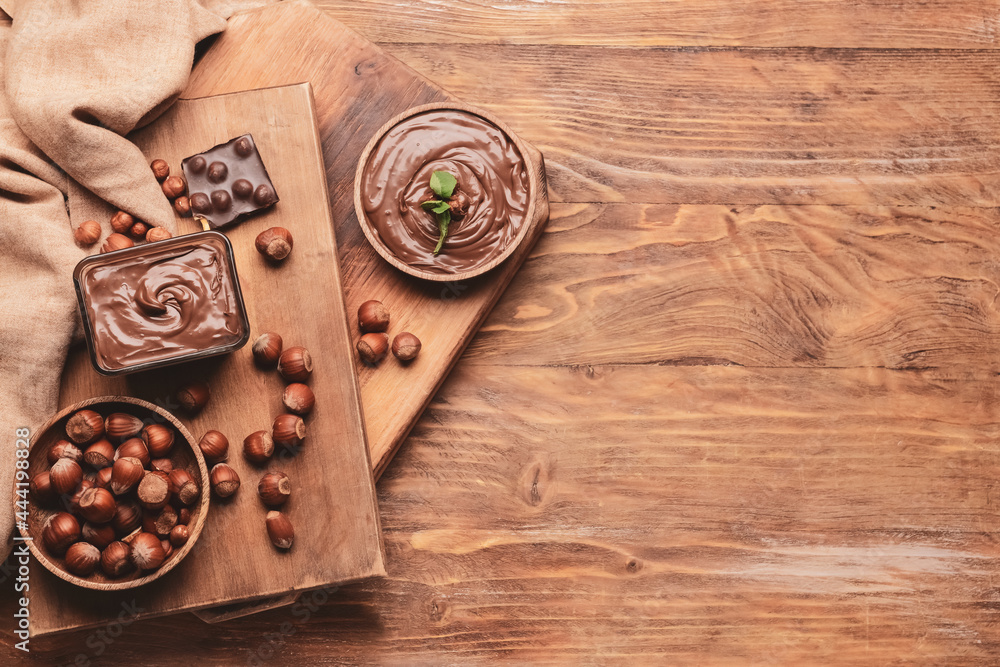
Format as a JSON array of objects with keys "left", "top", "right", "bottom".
[
  {"left": 353, "top": 101, "right": 539, "bottom": 283},
  {"left": 17, "top": 396, "right": 211, "bottom": 591}
]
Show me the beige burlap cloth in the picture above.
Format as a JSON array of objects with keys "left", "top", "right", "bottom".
[{"left": 0, "top": 0, "right": 271, "bottom": 561}]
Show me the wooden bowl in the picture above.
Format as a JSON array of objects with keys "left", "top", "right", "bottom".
[
  {"left": 17, "top": 396, "right": 210, "bottom": 591},
  {"left": 354, "top": 101, "right": 541, "bottom": 282}
]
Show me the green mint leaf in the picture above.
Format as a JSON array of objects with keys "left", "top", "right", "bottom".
[
  {"left": 421, "top": 200, "right": 442, "bottom": 210},
  {"left": 430, "top": 171, "right": 457, "bottom": 199},
  {"left": 431, "top": 201, "right": 451, "bottom": 214},
  {"left": 433, "top": 210, "right": 451, "bottom": 255}
]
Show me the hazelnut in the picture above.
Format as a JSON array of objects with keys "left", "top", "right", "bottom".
[
  {"left": 391, "top": 332, "right": 422, "bottom": 361},
  {"left": 207, "top": 161, "right": 228, "bottom": 183},
  {"left": 449, "top": 189, "right": 471, "bottom": 218},
  {"left": 47, "top": 439, "right": 83, "bottom": 465},
  {"left": 258, "top": 471, "right": 291, "bottom": 507},
  {"left": 211, "top": 189, "right": 232, "bottom": 211},
  {"left": 130, "top": 532, "right": 166, "bottom": 570},
  {"left": 115, "top": 438, "right": 151, "bottom": 468},
  {"left": 210, "top": 463, "right": 241, "bottom": 498},
  {"left": 66, "top": 409, "right": 105, "bottom": 444},
  {"left": 169, "top": 524, "right": 190, "bottom": 548},
  {"left": 101, "top": 232, "right": 134, "bottom": 253},
  {"left": 243, "top": 431, "right": 274, "bottom": 465},
  {"left": 129, "top": 221, "right": 150, "bottom": 240},
  {"left": 232, "top": 178, "right": 252, "bottom": 198},
  {"left": 161, "top": 175, "right": 186, "bottom": 199},
  {"left": 65, "top": 542, "right": 101, "bottom": 577},
  {"left": 253, "top": 184, "right": 277, "bottom": 207},
  {"left": 83, "top": 438, "right": 115, "bottom": 469},
  {"left": 150, "top": 158, "right": 170, "bottom": 182},
  {"left": 187, "top": 156, "right": 207, "bottom": 174},
  {"left": 150, "top": 458, "right": 174, "bottom": 474},
  {"left": 81, "top": 522, "right": 116, "bottom": 550},
  {"left": 147, "top": 226, "right": 174, "bottom": 243},
  {"left": 177, "top": 507, "right": 192, "bottom": 525},
  {"left": 177, "top": 381, "right": 210, "bottom": 414},
  {"left": 255, "top": 227, "right": 293, "bottom": 262},
  {"left": 95, "top": 466, "right": 114, "bottom": 490},
  {"left": 152, "top": 506, "right": 178, "bottom": 537},
  {"left": 137, "top": 470, "right": 170, "bottom": 511},
  {"left": 357, "top": 300, "right": 390, "bottom": 333},
  {"left": 100, "top": 541, "right": 133, "bottom": 577},
  {"left": 50, "top": 458, "right": 83, "bottom": 495},
  {"left": 282, "top": 383, "right": 315, "bottom": 415},
  {"left": 105, "top": 413, "right": 144, "bottom": 443},
  {"left": 111, "top": 499, "right": 142, "bottom": 536},
  {"left": 109, "top": 211, "right": 134, "bottom": 235},
  {"left": 357, "top": 332, "right": 389, "bottom": 364},
  {"left": 141, "top": 423, "right": 175, "bottom": 457},
  {"left": 190, "top": 192, "right": 211, "bottom": 213},
  {"left": 29, "top": 471, "right": 56, "bottom": 506},
  {"left": 265, "top": 511, "right": 294, "bottom": 550},
  {"left": 234, "top": 137, "right": 253, "bottom": 157},
  {"left": 272, "top": 414, "right": 306, "bottom": 450},
  {"left": 251, "top": 332, "right": 283, "bottom": 367},
  {"left": 277, "top": 346, "right": 312, "bottom": 382},
  {"left": 198, "top": 430, "right": 229, "bottom": 464},
  {"left": 68, "top": 479, "right": 96, "bottom": 514},
  {"left": 173, "top": 196, "right": 191, "bottom": 217},
  {"left": 74, "top": 220, "right": 102, "bottom": 247},
  {"left": 168, "top": 469, "right": 200, "bottom": 506},
  {"left": 42, "top": 512, "right": 80, "bottom": 555},
  {"left": 160, "top": 538, "right": 174, "bottom": 561},
  {"left": 110, "top": 456, "right": 145, "bottom": 496},
  {"left": 78, "top": 487, "right": 117, "bottom": 524}
]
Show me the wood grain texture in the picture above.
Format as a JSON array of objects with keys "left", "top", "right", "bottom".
[
  {"left": 385, "top": 45, "right": 1000, "bottom": 206},
  {"left": 41, "top": 84, "right": 384, "bottom": 635},
  {"left": 317, "top": 0, "right": 1000, "bottom": 48},
  {"left": 9, "top": 363, "right": 1000, "bottom": 663}
]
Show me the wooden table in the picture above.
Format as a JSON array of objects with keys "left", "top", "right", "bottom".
[{"left": 5, "top": 0, "right": 1000, "bottom": 663}]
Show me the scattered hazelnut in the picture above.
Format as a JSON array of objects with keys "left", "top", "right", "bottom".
[
  {"left": 50, "top": 458, "right": 83, "bottom": 495},
  {"left": 137, "top": 470, "right": 170, "bottom": 511},
  {"left": 210, "top": 463, "right": 241, "bottom": 498},
  {"left": 111, "top": 499, "right": 142, "bottom": 536},
  {"left": 272, "top": 414, "right": 306, "bottom": 450},
  {"left": 391, "top": 332, "right": 422, "bottom": 361},
  {"left": 357, "top": 332, "right": 389, "bottom": 364},
  {"left": 150, "top": 159, "right": 170, "bottom": 182},
  {"left": 29, "top": 471, "right": 56, "bottom": 506},
  {"left": 110, "top": 211, "right": 134, "bottom": 235},
  {"left": 198, "top": 430, "right": 229, "bottom": 464},
  {"left": 173, "top": 196, "right": 191, "bottom": 217},
  {"left": 169, "top": 524, "right": 190, "bottom": 548},
  {"left": 101, "top": 233, "right": 134, "bottom": 253},
  {"left": 177, "top": 381, "right": 210, "bottom": 414},
  {"left": 65, "top": 542, "right": 101, "bottom": 577},
  {"left": 100, "top": 541, "right": 133, "bottom": 577},
  {"left": 150, "top": 458, "right": 174, "bottom": 474},
  {"left": 83, "top": 438, "right": 115, "bottom": 469},
  {"left": 42, "top": 512, "right": 80, "bottom": 555},
  {"left": 282, "top": 383, "right": 315, "bottom": 415},
  {"left": 78, "top": 487, "right": 117, "bottom": 524},
  {"left": 81, "top": 522, "right": 116, "bottom": 551},
  {"left": 265, "top": 511, "right": 294, "bottom": 550},
  {"left": 141, "top": 423, "right": 175, "bottom": 457},
  {"left": 95, "top": 467, "right": 114, "bottom": 490},
  {"left": 277, "top": 346, "right": 312, "bottom": 382},
  {"left": 357, "top": 300, "right": 390, "bottom": 333},
  {"left": 258, "top": 471, "right": 291, "bottom": 507},
  {"left": 130, "top": 531, "right": 166, "bottom": 570},
  {"left": 105, "top": 413, "right": 144, "bottom": 443},
  {"left": 243, "top": 431, "right": 274, "bottom": 465},
  {"left": 66, "top": 409, "right": 105, "bottom": 444},
  {"left": 252, "top": 332, "right": 283, "bottom": 367},
  {"left": 115, "top": 438, "right": 151, "bottom": 468},
  {"left": 47, "top": 440, "right": 83, "bottom": 465},
  {"left": 74, "top": 220, "right": 102, "bottom": 247},
  {"left": 129, "top": 221, "right": 150, "bottom": 240},
  {"left": 110, "top": 456, "right": 145, "bottom": 496},
  {"left": 255, "top": 227, "right": 293, "bottom": 262},
  {"left": 161, "top": 175, "right": 186, "bottom": 199},
  {"left": 168, "top": 469, "right": 200, "bottom": 506}
]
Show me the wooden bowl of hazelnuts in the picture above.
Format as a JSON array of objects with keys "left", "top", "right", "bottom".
[{"left": 17, "top": 396, "right": 210, "bottom": 591}]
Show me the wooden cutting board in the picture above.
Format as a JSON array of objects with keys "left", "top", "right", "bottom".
[{"left": 39, "top": 83, "right": 385, "bottom": 636}]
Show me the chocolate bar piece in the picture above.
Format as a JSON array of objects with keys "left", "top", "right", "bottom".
[{"left": 182, "top": 134, "right": 279, "bottom": 228}]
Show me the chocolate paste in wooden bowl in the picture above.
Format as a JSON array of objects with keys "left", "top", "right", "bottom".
[{"left": 360, "top": 109, "right": 531, "bottom": 275}]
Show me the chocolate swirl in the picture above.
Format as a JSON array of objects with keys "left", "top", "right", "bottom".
[
  {"left": 81, "top": 241, "right": 244, "bottom": 370},
  {"left": 361, "top": 109, "right": 530, "bottom": 275}
]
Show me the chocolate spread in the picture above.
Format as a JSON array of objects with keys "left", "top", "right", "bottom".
[
  {"left": 77, "top": 234, "right": 246, "bottom": 371},
  {"left": 361, "top": 109, "right": 530, "bottom": 275}
]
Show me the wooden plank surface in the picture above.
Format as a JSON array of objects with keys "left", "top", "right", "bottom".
[
  {"left": 3, "top": 0, "right": 999, "bottom": 663},
  {"left": 28, "top": 83, "right": 384, "bottom": 635}
]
